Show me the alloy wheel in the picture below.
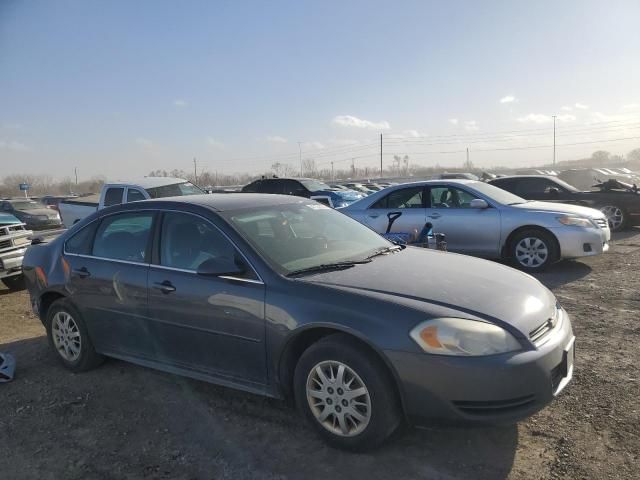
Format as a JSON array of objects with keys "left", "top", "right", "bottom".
[
  {"left": 51, "top": 311, "right": 82, "bottom": 362},
  {"left": 515, "top": 237, "right": 549, "bottom": 268},
  {"left": 306, "top": 360, "right": 371, "bottom": 437},
  {"left": 600, "top": 206, "right": 624, "bottom": 231}
]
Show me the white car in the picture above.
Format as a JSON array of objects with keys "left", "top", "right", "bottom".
[{"left": 341, "top": 179, "right": 610, "bottom": 271}]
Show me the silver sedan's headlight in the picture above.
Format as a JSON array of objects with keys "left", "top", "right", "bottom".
[
  {"left": 556, "top": 215, "right": 594, "bottom": 228},
  {"left": 409, "top": 318, "right": 522, "bottom": 356}
]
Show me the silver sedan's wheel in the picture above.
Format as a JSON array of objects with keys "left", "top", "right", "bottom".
[
  {"left": 515, "top": 237, "right": 549, "bottom": 268},
  {"left": 600, "top": 205, "right": 624, "bottom": 231},
  {"left": 51, "top": 311, "right": 82, "bottom": 362},
  {"left": 306, "top": 360, "right": 371, "bottom": 437}
]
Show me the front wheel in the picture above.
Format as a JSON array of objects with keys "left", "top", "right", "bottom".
[
  {"left": 294, "top": 334, "right": 401, "bottom": 451},
  {"left": 599, "top": 205, "right": 626, "bottom": 232},
  {"left": 509, "top": 229, "right": 558, "bottom": 272}
]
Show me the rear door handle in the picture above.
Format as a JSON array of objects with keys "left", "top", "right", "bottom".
[
  {"left": 368, "top": 214, "right": 380, "bottom": 218},
  {"left": 428, "top": 213, "right": 441, "bottom": 219},
  {"left": 153, "top": 281, "right": 176, "bottom": 294},
  {"left": 72, "top": 267, "right": 91, "bottom": 278}
]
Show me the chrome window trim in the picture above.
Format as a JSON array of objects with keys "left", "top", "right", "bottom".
[{"left": 62, "top": 207, "right": 264, "bottom": 284}]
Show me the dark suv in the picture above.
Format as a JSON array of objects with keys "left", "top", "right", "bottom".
[{"left": 241, "top": 178, "right": 362, "bottom": 208}]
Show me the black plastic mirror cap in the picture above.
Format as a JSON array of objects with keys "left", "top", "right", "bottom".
[{"left": 196, "top": 258, "right": 246, "bottom": 277}]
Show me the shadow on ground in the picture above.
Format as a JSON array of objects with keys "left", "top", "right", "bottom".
[{"left": 0, "top": 336, "right": 519, "bottom": 480}]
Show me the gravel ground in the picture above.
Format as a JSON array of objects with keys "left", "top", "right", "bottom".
[{"left": 0, "top": 230, "right": 638, "bottom": 480}]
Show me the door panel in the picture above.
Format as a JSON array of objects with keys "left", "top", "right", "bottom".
[
  {"left": 426, "top": 186, "right": 501, "bottom": 256},
  {"left": 147, "top": 211, "right": 267, "bottom": 384}
]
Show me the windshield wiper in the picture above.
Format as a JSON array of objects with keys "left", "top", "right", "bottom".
[
  {"left": 364, "top": 245, "right": 403, "bottom": 260},
  {"left": 286, "top": 260, "right": 372, "bottom": 277}
]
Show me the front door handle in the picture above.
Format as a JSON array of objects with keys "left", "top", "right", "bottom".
[
  {"left": 428, "top": 213, "right": 442, "bottom": 219},
  {"left": 72, "top": 267, "right": 91, "bottom": 278},
  {"left": 153, "top": 281, "right": 176, "bottom": 294},
  {"left": 368, "top": 214, "right": 380, "bottom": 218}
]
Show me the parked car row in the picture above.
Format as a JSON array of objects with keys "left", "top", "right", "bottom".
[
  {"left": 23, "top": 192, "right": 576, "bottom": 450},
  {"left": 0, "top": 212, "right": 33, "bottom": 290}
]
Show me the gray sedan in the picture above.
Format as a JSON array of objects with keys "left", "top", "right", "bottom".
[
  {"left": 341, "top": 180, "right": 610, "bottom": 271},
  {"left": 23, "top": 194, "right": 574, "bottom": 450}
]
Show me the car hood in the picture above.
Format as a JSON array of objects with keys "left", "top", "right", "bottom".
[
  {"left": 0, "top": 213, "right": 21, "bottom": 226},
  {"left": 298, "top": 247, "right": 556, "bottom": 336},
  {"left": 511, "top": 200, "right": 606, "bottom": 219},
  {"left": 311, "top": 189, "right": 363, "bottom": 203},
  {"left": 16, "top": 208, "right": 60, "bottom": 218}
]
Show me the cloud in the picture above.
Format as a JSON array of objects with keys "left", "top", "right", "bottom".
[
  {"left": 206, "top": 137, "right": 224, "bottom": 148},
  {"left": 448, "top": 118, "right": 459, "bottom": 125},
  {"left": 464, "top": 120, "right": 479, "bottom": 132},
  {"left": 304, "top": 141, "right": 325, "bottom": 149},
  {"left": 621, "top": 103, "right": 639, "bottom": 111},
  {"left": 135, "top": 137, "right": 154, "bottom": 148},
  {"left": 387, "top": 129, "right": 425, "bottom": 139},
  {"left": 560, "top": 106, "right": 572, "bottom": 111},
  {"left": 266, "top": 135, "right": 288, "bottom": 144},
  {"left": 574, "top": 102, "right": 589, "bottom": 110},
  {"left": 173, "top": 99, "right": 187, "bottom": 107},
  {"left": 332, "top": 115, "right": 390, "bottom": 130},
  {"left": 517, "top": 114, "right": 575, "bottom": 124},
  {"left": 499, "top": 95, "right": 516, "bottom": 104},
  {"left": 0, "top": 139, "right": 30, "bottom": 151}
]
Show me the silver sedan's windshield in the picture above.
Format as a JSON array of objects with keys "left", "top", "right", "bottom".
[{"left": 225, "top": 203, "right": 391, "bottom": 274}]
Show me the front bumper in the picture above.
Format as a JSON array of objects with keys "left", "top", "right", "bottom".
[
  {"left": 551, "top": 225, "right": 610, "bottom": 258},
  {"left": 0, "top": 247, "right": 27, "bottom": 279},
  {"left": 385, "top": 309, "right": 575, "bottom": 425}
]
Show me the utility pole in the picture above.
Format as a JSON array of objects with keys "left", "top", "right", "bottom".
[
  {"left": 298, "top": 142, "right": 303, "bottom": 177},
  {"left": 466, "top": 148, "right": 470, "bottom": 169},
  {"left": 552, "top": 115, "right": 557, "bottom": 166},
  {"left": 331, "top": 161, "right": 334, "bottom": 181},
  {"left": 193, "top": 157, "right": 198, "bottom": 184},
  {"left": 351, "top": 158, "right": 355, "bottom": 177},
  {"left": 380, "top": 133, "right": 383, "bottom": 178}
]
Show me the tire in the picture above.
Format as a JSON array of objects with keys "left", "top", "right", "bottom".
[
  {"left": 45, "top": 298, "right": 104, "bottom": 372},
  {"left": 1, "top": 274, "right": 25, "bottom": 291},
  {"left": 293, "top": 334, "right": 401, "bottom": 451},
  {"left": 509, "top": 229, "right": 558, "bottom": 272},
  {"left": 598, "top": 205, "right": 626, "bottom": 232}
]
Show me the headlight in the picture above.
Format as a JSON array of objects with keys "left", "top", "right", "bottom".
[
  {"left": 556, "top": 215, "right": 594, "bottom": 228},
  {"left": 409, "top": 318, "right": 522, "bottom": 356}
]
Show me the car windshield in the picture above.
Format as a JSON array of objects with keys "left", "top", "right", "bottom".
[
  {"left": 300, "top": 179, "right": 331, "bottom": 191},
  {"left": 225, "top": 202, "right": 391, "bottom": 274},
  {"left": 10, "top": 201, "right": 41, "bottom": 210},
  {"left": 145, "top": 181, "right": 203, "bottom": 198},
  {"left": 466, "top": 181, "right": 529, "bottom": 205}
]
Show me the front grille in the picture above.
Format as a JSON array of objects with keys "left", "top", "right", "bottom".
[
  {"left": 0, "top": 239, "right": 11, "bottom": 249},
  {"left": 594, "top": 218, "right": 608, "bottom": 228},
  {"left": 453, "top": 394, "right": 536, "bottom": 415}
]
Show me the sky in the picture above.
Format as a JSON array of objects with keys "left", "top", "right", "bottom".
[{"left": 1, "top": 0, "right": 639, "bottom": 181}]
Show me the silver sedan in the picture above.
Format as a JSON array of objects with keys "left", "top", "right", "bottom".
[{"left": 341, "top": 179, "right": 611, "bottom": 271}]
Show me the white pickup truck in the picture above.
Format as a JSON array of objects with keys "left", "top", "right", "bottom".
[{"left": 59, "top": 177, "right": 204, "bottom": 227}]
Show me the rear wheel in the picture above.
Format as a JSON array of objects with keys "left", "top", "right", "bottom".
[
  {"left": 1, "top": 274, "right": 25, "bottom": 291},
  {"left": 294, "top": 334, "right": 401, "bottom": 451},
  {"left": 509, "top": 229, "right": 558, "bottom": 272},
  {"left": 45, "top": 298, "right": 104, "bottom": 372},
  {"left": 599, "top": 205, "right": 626, "bottom": 232}
]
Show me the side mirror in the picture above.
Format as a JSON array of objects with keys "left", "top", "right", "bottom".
[
  {"left": 196, "top": 257, "right": 246, "bottom": 277},
  {"left": 470, "top": 198, "right": 489, "bottom": 209}
]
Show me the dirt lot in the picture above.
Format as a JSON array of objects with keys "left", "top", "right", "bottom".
[{"left": 1, "top": 231, "right": 639, "bottom": 480}]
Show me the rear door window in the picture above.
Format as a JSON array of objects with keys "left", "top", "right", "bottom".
[
  {"left": 103, "top": 187, "right": 124, "bottom": 207},
  {"left": 92, "top": 213, "right": 153, "bottom": 262}
]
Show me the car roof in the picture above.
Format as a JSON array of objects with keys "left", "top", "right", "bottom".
[
  {"left": 132, "top": 193, "right": 313, "bottom": 212},
  {"left": 105, "top": 177, "right": 188, "bottom": 188},
  {"left": 489, "top": 175, "right": 558, "bottom": 181}
]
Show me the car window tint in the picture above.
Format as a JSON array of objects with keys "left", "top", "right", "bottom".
[
  {"left": 258, "top": 180, "right": 284, "bottom": 194},
  {"left": 283, "top": 180, "right": 306, "bottom": 195},
  {"left": 160, "top": 212, "right": 255, "bottom": 278},
  {"left": 92, "top": 213, "right": 153, "bottom": 262},
  {"left": 372, "top": 187, "right": 423, "bottom": 209},
  {"left": 103, "top": 187, "right": 124, "bottom": 207},
  {"left": 430, "top": 187, "right": 478, "bottom": 208},
  {"left": 126, "top": 189, "right": 146, "bottom": 203},
  {"left": 65, "top": 222, "right": 98, "bottom": 255},
  {"left": 242, "top": 180, "right": 261, "bottom": 193}
]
